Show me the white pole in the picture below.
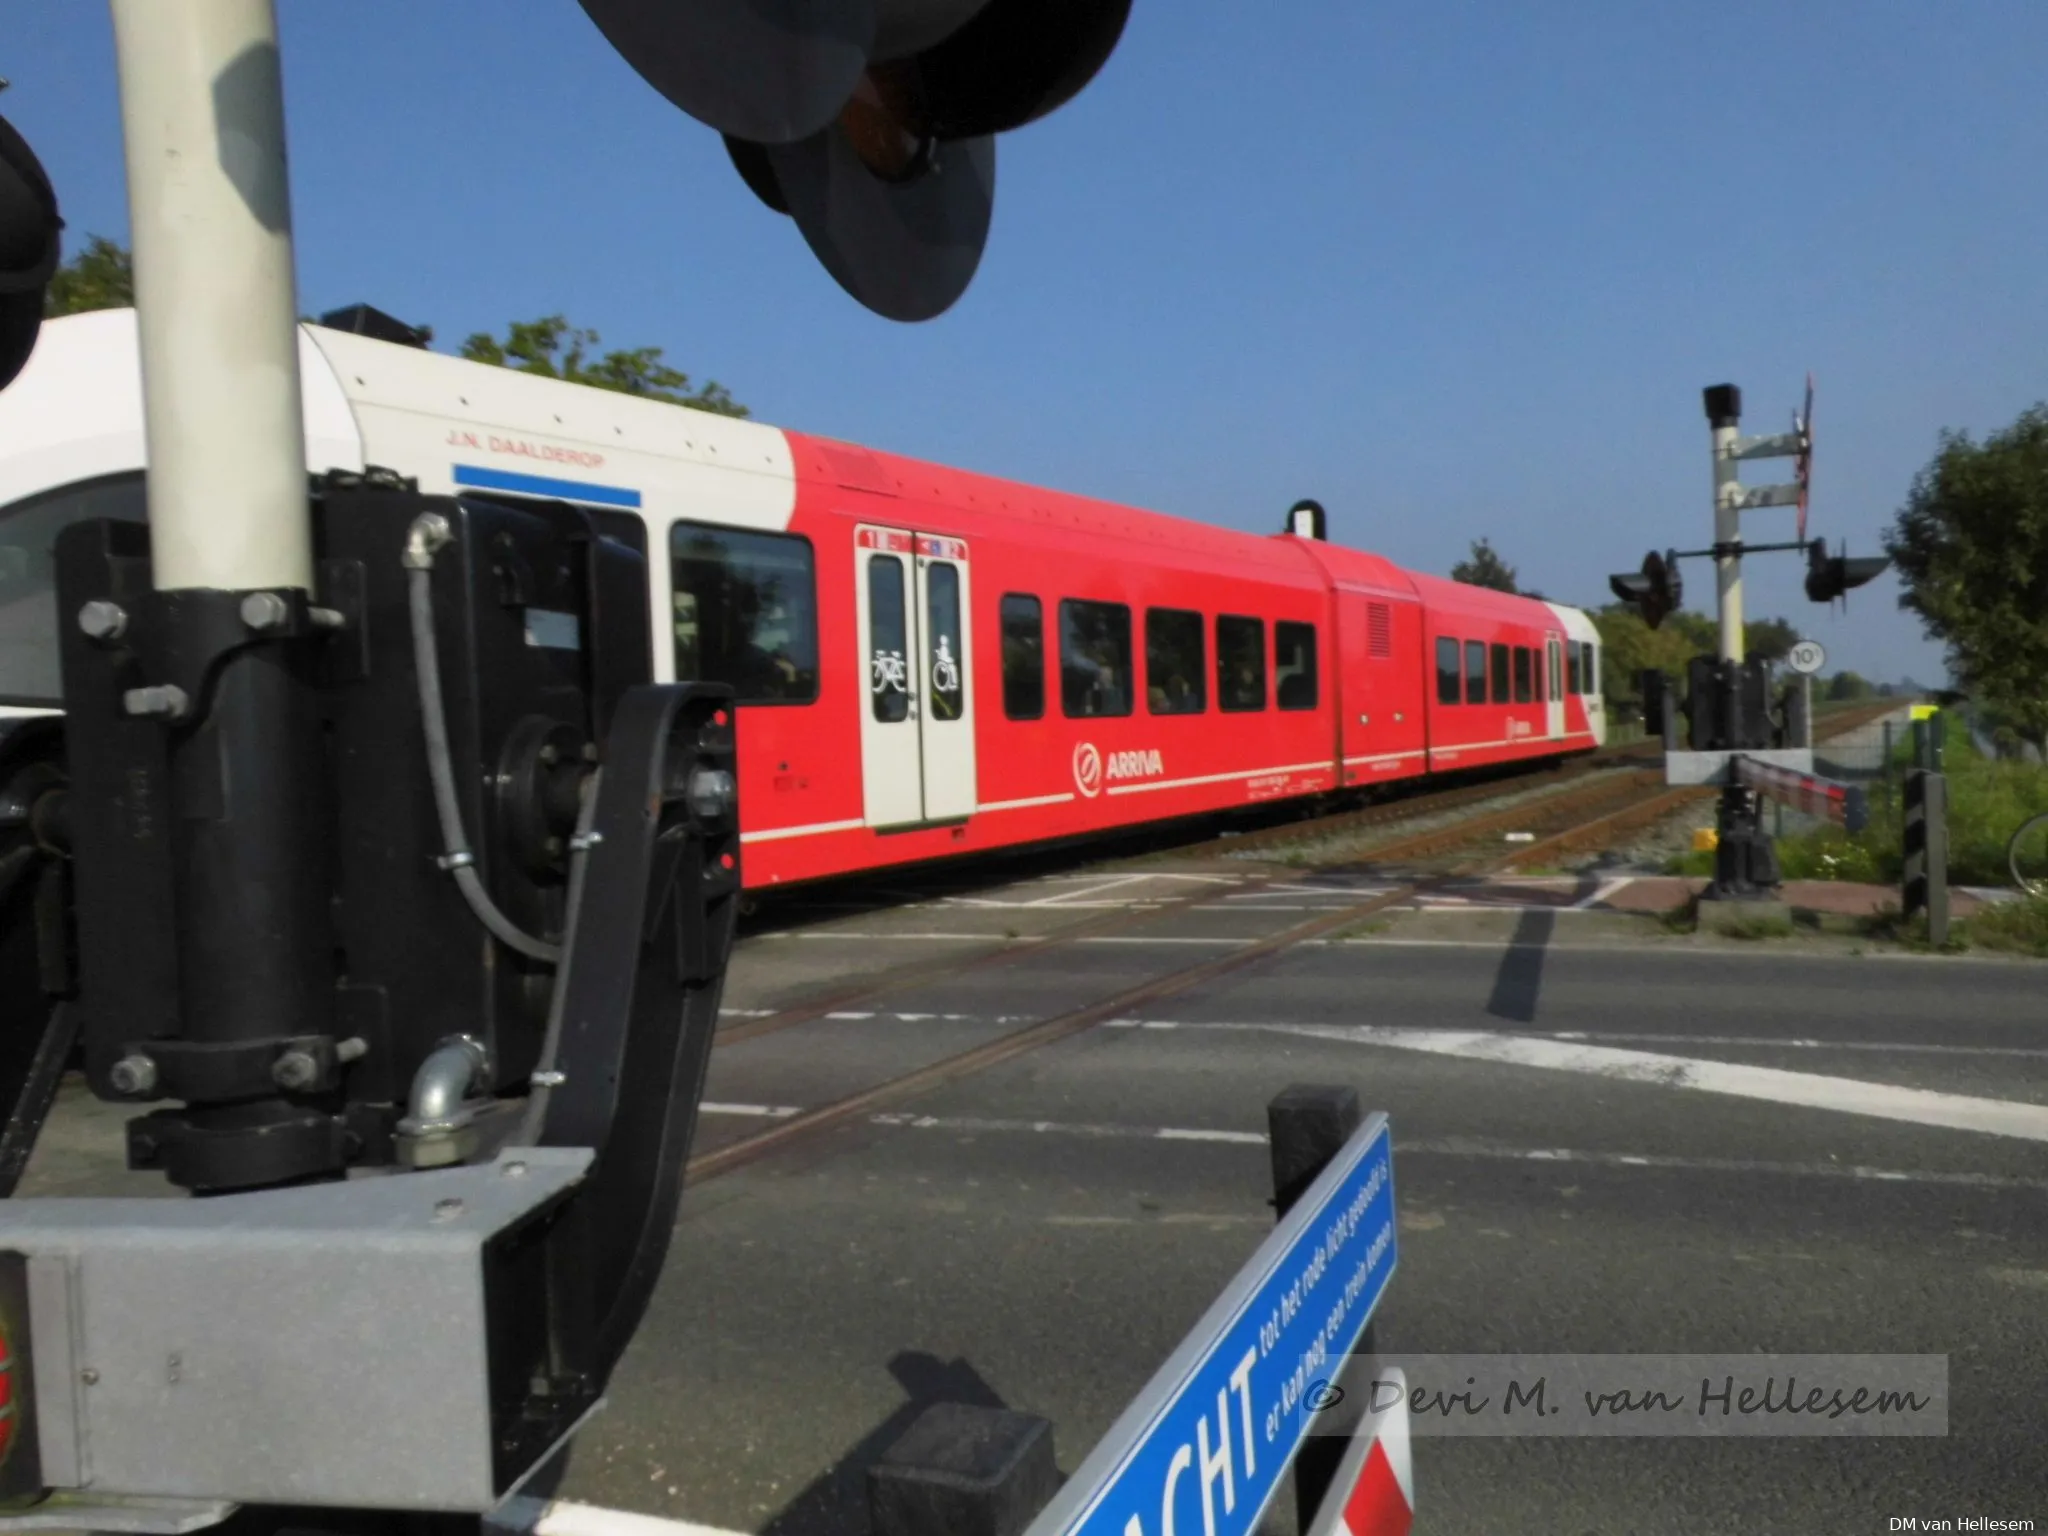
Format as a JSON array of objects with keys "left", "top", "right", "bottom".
[
  {"left": 1710, "top": 418, "right": 1743, "bottom": 665},
  {"left": 110, "top": 0, "right": 312, "bottom": 595}
]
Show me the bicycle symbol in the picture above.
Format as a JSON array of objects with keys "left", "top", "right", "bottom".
[{"left": 871, "top": 648, "right": 908, "bottom": 694}]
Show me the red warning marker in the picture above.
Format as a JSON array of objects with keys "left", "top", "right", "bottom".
[
  {"left": 0, "top": 1314, "right": 17, "bottom": 1469},
  {"left": 1308, "top": 1366, "right": 1414, "bottom": 1536}
]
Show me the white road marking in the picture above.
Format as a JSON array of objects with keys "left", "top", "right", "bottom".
[
  {"left": 1028, "top": 873, "right": 1151, "bottom": 906},
  {"left": 1393, "top": 1139, "right": 2048, "bottom": 1191},
  {"left": 694, "top": 1106, "right": 2048, "bottom": 1190},
  {"left": 1572, "top": 876, "right": 1636, "bottom": 909},
  {"left": 741, "top": 1013, "right": 2048, "bottom": 1058},
  {"left": 699, "top": 1102, "right": 801, "bottom": 1119},
  {"left": 1115, "top": 1020, "right": 2048, "bottom": 1143},
  {"left": 492, "top": 1499, "right": 751, "bottom": 1536}
]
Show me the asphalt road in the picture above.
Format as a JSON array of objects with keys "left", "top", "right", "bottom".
[
  {"left": 18, "top": 864, "right": 2046, "bottom": 1535},
  {"left": 544, "top": 870, "right": 2048, "bottom": 1536}
]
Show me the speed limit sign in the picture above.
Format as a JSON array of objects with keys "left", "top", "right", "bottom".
[{"left": 1787, "top": 639, "right": 1827, "bottom": 675}]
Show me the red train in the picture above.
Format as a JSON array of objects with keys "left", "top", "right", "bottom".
[{"left": 0, "top": 311, "right": 1606, "bottom": 888}]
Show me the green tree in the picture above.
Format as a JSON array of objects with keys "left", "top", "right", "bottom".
[
  {"left": 1450, "top": 538, "right": 1518, "bottom": 593},
  {"left": 45, "top": 235, "right": 134, "bottom": 316},
  {"left": 1827, "top": 671, "right": 1871, "bottom": 701},
  {"left": 1591, "top": 604, "right": 1702, "bottom": 717},
  {"left": 1884, "top": 404, "right": 2048, "bottom": 753},
  {"left": 1744, "top": 616, "right": 1799, "bottom": 664},
  {"left": 1586, "top": 605, "right": 1799, "bottom": 719},
  {"left": 460, "top": 316, "right": 748, "bottom": 417}
]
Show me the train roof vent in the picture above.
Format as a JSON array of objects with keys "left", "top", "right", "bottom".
[
  {"left": 1286, "top": 499, "right": 1327, "bottom": 540},
  {"left": 316, "top": 304, "right": 431, "bottom": 349},
  {"left": 814, "top": 439, "right": 896, "bottom": 496}
]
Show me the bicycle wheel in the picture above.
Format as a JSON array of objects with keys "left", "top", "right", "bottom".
[{"left": 2009, "top": 812, "right": 2048, "bottom": 896}]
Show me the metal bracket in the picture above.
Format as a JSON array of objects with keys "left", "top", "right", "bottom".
[
  {"left": 0, "top": 1150, "right": 590, "bottom": 1515},
  {"left": 1727, "top": 430, "right": 1805, "bottom": 461}
]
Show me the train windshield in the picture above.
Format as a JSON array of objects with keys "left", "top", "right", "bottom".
[{"left": 0, "top": 474, "right": 147, "bottom": 707}]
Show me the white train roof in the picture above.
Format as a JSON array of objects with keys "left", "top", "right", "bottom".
[{"left": 0, "top": 311, "right": 800, "bottom": 538}]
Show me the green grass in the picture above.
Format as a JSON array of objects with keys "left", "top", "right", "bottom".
[
  {"left": 1665, "top": 731, "right": 2048, "bottom": 889},
  {"left": 1953, "top": 892, "right": 2048, "bottom": 957}
]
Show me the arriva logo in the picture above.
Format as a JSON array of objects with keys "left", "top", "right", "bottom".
[
  {"left": 1072, "top": 742, "right": 1103, "bottom": 798},
  {"left": 1073, "top": 745, "right": 1166, "bottom": 797},
  {"left": 1108, "top": 748, "right": 1165, "bottom": 782}
]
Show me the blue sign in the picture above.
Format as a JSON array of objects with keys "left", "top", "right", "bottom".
[{"left": 1028, "top": 1116, "right": 1398, "bottom": 1536}]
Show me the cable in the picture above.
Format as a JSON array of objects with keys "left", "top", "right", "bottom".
[
  {"left": 510, "top": 767, "right": 602, "bottom": 1148},
  {"left": 404, "top": 514, "right": 561, "bottom": 965}
]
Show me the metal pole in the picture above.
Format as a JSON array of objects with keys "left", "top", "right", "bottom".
[
  {"left": 110, "top": 0, "right": 313, "bottom": 593},
  {"left": 1707, "top": 393, "right": 1744, "bottom": 666},
  {"left": 104, "top": 0, "right": 336, "bottom": 1191},
  {"left": 1269, "top": 1085, "right": 1367, "bottom": 1533}
]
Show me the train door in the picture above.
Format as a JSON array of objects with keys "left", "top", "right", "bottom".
[
  {"left": 854, "top": 524, "right": 977, "bottom": 828},
  {"left": 1336, "top": 589, "right": 1426, "bottom": 779},
  {"left": 1545, "top": 634, "right": 1565, "bottom": 739}
]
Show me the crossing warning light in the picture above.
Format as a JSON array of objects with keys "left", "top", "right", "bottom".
[
  {"left": 1803, "top": 538, "right": 1889, "bottom": 605},
  {"left": 0, "top": 108, "right": 62, "bottom": 391},
  {"left": 1608, "top": 549, "right": 1683, "bottom": 629},
  {"left": 576, "top": 0, "right": 1132, "bottom": 322}
]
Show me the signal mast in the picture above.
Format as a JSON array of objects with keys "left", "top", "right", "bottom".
[{"left": 1609, "top": 380, "right": 1888, "bottom": 901}]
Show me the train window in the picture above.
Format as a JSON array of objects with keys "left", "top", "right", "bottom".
[
  {"left": 1547, "top": 641, "right": 1561, "bottom": 702},
  {"left": 1434, "top": 637, "right": 1460, "bottom": 705},
  {"left": 1464, "top": 640, "right": 1486, "bottom": 704},
  {"left": 1000, "top": 594, "right": 1045, "bottom": 720},
  {"left": 0, "top": 473, "right": 147, "bottom": 707},
  {"left": 1060, "top": 599, "right": 1133, "bottom": 718},
  {"left": 867, "top": 556, "right": 910, "bottom": 723},
  {"left": 1275, "top": 621, "right": 1317, "bottom": 710},
  {"left": 1490, "top": 643, "right": 1509, "bottom": 703},
  {"left": 1146, "top": 608, "right": 1206, "bottom": 715},
  {"left": 1567, "top": 642, "right": 1582, "bottom": 695},
  {"left": 1513, "top": 646, "right": 1533, "bottom": 703},
  {"left": 926, "top": 562, "right": 965, "bottom": 722},
  {"left": 670, "top": 522, "right": 820, "bottom": 705},
  {"left": 1583, "top": 642, "right": 1599, "bottom": 696},
  {"left": 1216, "top": 615, "right": 1266, "bottom": 712}
]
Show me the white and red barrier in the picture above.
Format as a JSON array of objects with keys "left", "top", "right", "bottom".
[
  {"left": 1307, "top": 1367, "right": 1415, "bottom": 1536},
  {"left": 1735, "top": 755, "right": 1869, "bottom": 833}
]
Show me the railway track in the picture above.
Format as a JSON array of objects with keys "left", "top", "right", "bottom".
[{"left": 687, "top": 697, "right": 1914, "bottom": 1184}]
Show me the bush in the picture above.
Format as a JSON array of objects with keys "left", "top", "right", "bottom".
[{"left": 1956, "top": 893, "right": 2048, "bottom": 956}]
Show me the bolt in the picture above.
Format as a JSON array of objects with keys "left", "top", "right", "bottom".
[
  {"left": 582, "top": 742, "right": 599, "bottom": 762},
  {"left": 240, "top": 591, "right": 291, "bottom": 631},
  {"left": 539, "top": 743, "right": 559, "bottom": 766},
  {"left": 109, "top": 1054, "right": 158, "bottom": 1096},
  {"left": 503, "top": 1160, "right": 528, "bottom": 1178},
  {"left": 80, "top": 1369, "right": 99, "bottom": 1387},
  {"left": 77, "top": 600, "right": 128, "bottom": 642},
  {"left": 123, "top": 684, "right": 189, "bottom": 720},
  {"left": 531, "top": 1069, "right": 566, "bottom": 1088},
  {"left": 272, "top": 1050, "right": 320, "bottom": 1091},
  {"left": 335, "top": 1036, "right": 368, "bottom": 1063},
  {"left": 433, "top": 1197, "right": 465, "bottom": 1221}
]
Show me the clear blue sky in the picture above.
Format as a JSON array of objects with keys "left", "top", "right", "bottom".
[{"left": 12, "top": 1, "right": 2048, "bottom": 685}]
